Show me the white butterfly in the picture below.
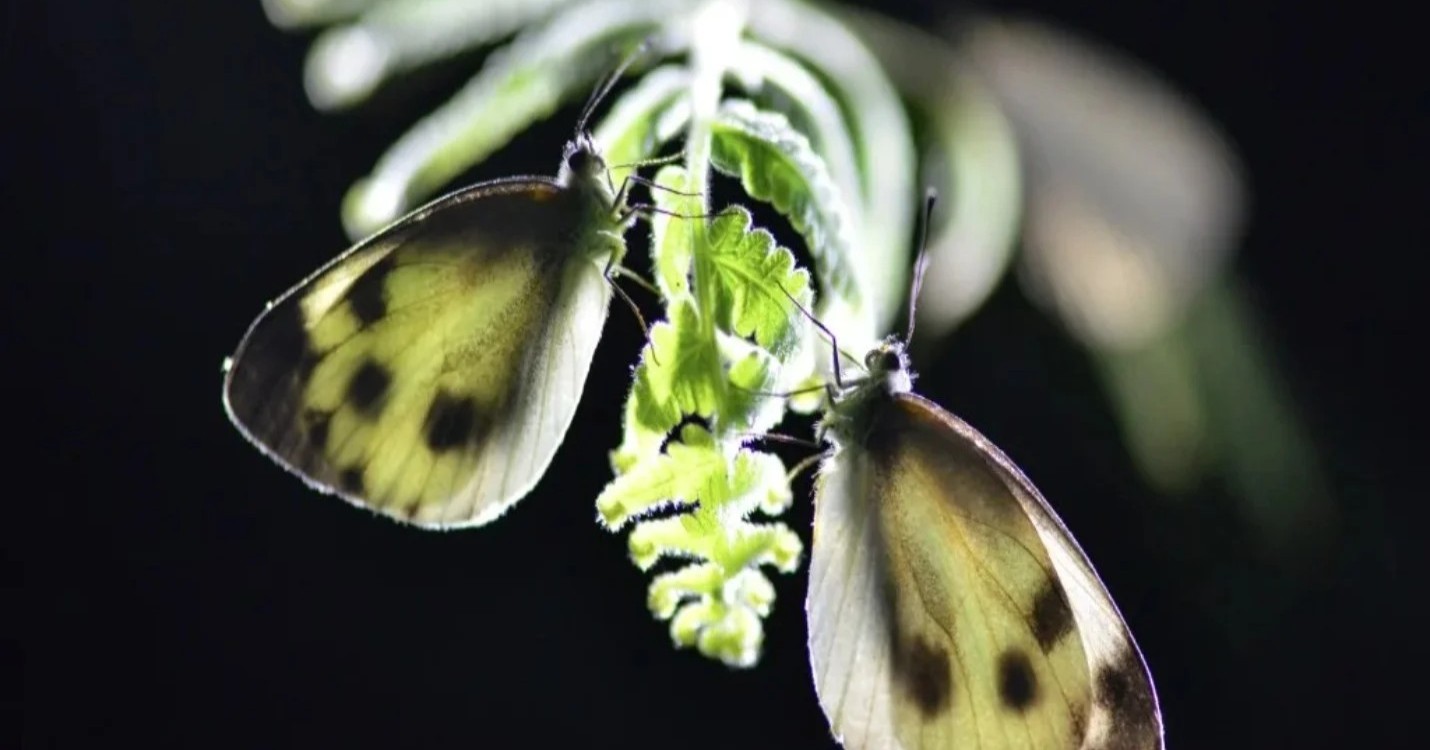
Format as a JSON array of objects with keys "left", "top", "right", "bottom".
[{"left": 804, "top": 202, "right": 1163, "bottom": 749}]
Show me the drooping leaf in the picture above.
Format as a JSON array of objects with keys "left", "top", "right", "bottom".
[
  {"left": 748, "top": 0, "right": 918, "bottom": 332},
  {"left": 340, "top": 0, "right": 679, "bottom": 238},
  {"left": 710, "top": 101, "right": 859, "bottom": 316},
  {"left": 302, "top": 0, "right": 579, "bottom": 110}
]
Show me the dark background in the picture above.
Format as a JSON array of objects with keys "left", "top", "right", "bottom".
[{"left": 12, "top": 0, "right": 1421, "bottom": 747}]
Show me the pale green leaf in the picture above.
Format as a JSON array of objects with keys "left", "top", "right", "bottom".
[
  {"left": 340, "top": 0, "right": 680, "bottom": 239},
  {"left": 262, "top": 0, "right": 383, "bottom": 29},
  {"left": 597, "top": 423, "right": 728, "bottom": 531},
  {"left": 709, "top": 100, "right": 860, "bottom": 314},
  {"left": 609, "top": 304, "right": 698, "bottom": 472},
  {"left": 705, "top": 205, "right": 812, "bottom": 356},
  {"left": 649, "top": 164, "right": 701, "bottom": 300},
  {"left": 303, "top": 0, "right": 577, "bottom": 110},
  {"left": 727, "top": 39, "right": 863, "bottom": 231},
  {"left": 605, "top": 422, "right": 797, "bottom": 569},
  {"left": 749, "top": 0, "right": 918, "bottom": 334}
]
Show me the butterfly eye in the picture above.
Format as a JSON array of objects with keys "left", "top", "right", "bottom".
[
  {"left": 864, "top": 348, "right": 902, "bottom": 373},
  {"left": 566, "top": 142, "right": 604, "bottom": 177}
]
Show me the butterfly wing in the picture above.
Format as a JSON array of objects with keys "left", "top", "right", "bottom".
[
  {"left": 224, "top": 179, "right": 618, "bottom": 528},
  {"left": 809, "top": 392, "right": 1162, "bottom": 749}
]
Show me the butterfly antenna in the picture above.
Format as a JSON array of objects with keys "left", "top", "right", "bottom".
[
  {"left": 576, "top": 36, "right": 655, "bottom": 136},
  {"left": 905, "top": 187, "right": 938, "bottom": 343}
]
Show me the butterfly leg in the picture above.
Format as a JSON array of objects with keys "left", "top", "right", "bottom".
[
  {"left": 774, "top": 284, "right": 853, "bottom": 390},
  {"left": 609, "top": 152, "right": 686, "bottom": 173},
  {"left": 784, "top": 451, "right": 825, "bottom": 484},
  {"left": 617, "top": 203, "right": 739, "bottom": 226},
  {"left": 610, "top": 266, "right": 661, "bottom": 297},
  {"left": 738, "top": 431, "right": 822, "bottom": 450},
  {"left": 627, "top": 173, "right": 705, "bottom": 198},
  {"left": 609, "top": 158, "right": 704, "bottom": 212},
  {"left": 601, "top": 251, "right": 660, "bottom": 365},
  {"left": 728, "top": 380, "right": 831, "bottom": 400}
]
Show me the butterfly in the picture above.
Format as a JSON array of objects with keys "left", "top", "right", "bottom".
[
  {"left": 802, "top": 194, "right": 1164, "bottom": 749},
  {"left": 222, "top": 53, "right": 650, "bottom": 529}
]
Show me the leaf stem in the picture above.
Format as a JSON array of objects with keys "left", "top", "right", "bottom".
[{"left": 684, "top": 0, "right": 749, "bottom": 430}]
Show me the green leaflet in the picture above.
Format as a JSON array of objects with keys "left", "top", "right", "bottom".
[
  {"left": 605, "top": 124, "right": 814, "bottom": 665},
  {"left": 710, "top": 100, "right": 861, "bottom": 318},
  {"left": 705, "top": 205, "right": 812, "bottom": 357},
  {"left": 597, "top": 424, "right": 795, "bottom": 537},
  {"left": 612, "top": 166, "right": 807, "bottom": 471},
  {"left": 747, "top": 0, "right": 917, "bottom": 335},
  {"left": 597, "top": 423, "right": 800, "bottom": 667},
  {"left": 649, "top": 164, "right": 700, "bottom": 301}
]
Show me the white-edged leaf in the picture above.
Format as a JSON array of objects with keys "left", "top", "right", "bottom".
[
  {"left": 303, "top": 0, "right": 577, "bottom": 110},
  {"left": 340, "top": 0, "right": 685, "bottom": 239},
  {"left": 749, "top": 0, "right": 917, "bottom": 333}
]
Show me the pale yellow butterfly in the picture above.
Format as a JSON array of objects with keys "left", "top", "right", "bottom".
[
  {"left": 222, "top": 47, "right": 654, "bottom": 529},
  {"left": 804, "top": 194, "right": 1164, "bottom": 749}
]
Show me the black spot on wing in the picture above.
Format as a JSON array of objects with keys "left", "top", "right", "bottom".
[
  {"left": 893, "top": 636, "right": 955, "bottom": 720},
  {"left": 997, "top": 650, "right": 1038, "bottom": 712},
  {"left": 257, "top": 299, "right": 319, "bottom": 381},
  {"left": 227, "top": 299, "right": 320, "bottom": 441},
  {"left": 1094, "top": 649, "right": 1162, "bottom": 750},
  {"left": 423, "top": 392, "right": 483, "bottom": 452},
  {"left": 346, "top": 255, "right": 393, "bottom": 326},
  {"left": 339, "top": 467, "right": 365, "bottom": 494},
  {"left": 1071, "top": 702, "right": 1089, "bottom": 741},
  {"left": 302, "top": 409, "right": 331, "bottom": 452},
  {"left": 1097, "top": 664, "right": 1130, "bottom": 713},
  {"left": 1032, "top": 578, "right": 1076, "bottom": 652},
  {"left": 346, "top": 360, "right": 391, "bottom": 416}
]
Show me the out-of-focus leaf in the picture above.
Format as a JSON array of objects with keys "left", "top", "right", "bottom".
[
  {"left": 262, "top": 0, "right": 385, "bottom": 29},
  {"left": 961, "top": 15, "right": 1246, "bottom": 351},
  {"left": 836, "top": 6, "right": 1023, "bottom": 340},
  {"left": 302, "top": 0, "right": 577, "bottom": 110},
  {"left": 339, "top": 0, "right": 683, "bottom": 239}
]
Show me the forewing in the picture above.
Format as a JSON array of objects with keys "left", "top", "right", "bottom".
[
  {"left": 224, "top": 180, "right": 614, "bottom": 528},
  {"left": 809, "top": 393, "right": 1161, "bottom": 749}
]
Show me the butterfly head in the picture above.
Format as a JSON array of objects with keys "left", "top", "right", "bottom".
[
  {"left": 860, "top": 336, "right": 915, "bottom": 397},
  {"left": 818, "top": 336, "right": 914, "bottom": 447},
  {"left": 560, "top": 133, "right": 609, "bottom": 185},
  {"left": 558, "top": 133, "right": 624, "bottom": 233}
]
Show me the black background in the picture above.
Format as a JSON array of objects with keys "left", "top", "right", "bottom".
[{"left": 12, "top": 0, "right": 1422, "bottom": 747}]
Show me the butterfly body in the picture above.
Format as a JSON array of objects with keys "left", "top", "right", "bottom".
[
  {"left": 224, "top": 137, "right": 628, "bottom": 528},
  {"left": 808, "top": 339, "right": 1162, "bottom": 749}
]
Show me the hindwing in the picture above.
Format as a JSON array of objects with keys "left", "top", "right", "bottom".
[{"left": 809, "top": 393, "right": 1162, "bottom": 749}]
